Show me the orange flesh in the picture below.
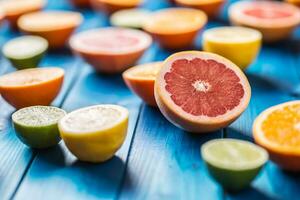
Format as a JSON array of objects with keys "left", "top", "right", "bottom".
[
  {"left": 244, "top": 8, "right": 293, "bottom": 19},
  {"left": 262, "top": 104, "right": 300, "bottom": 148}
]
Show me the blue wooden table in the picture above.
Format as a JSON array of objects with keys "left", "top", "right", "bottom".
[{"left": 1, "top": 0, "right": 300, "bottom": 199}]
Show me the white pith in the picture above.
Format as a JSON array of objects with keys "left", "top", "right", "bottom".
[
  {"left": 59, "top": 105, "right": 129, "bottom": 135},
  {"left": 253, "top": 100, "right": 300, "bottom": 154},
  {"left": 156, "top": 51, "right": 251, "bottom": 124},
  {"left": 201, "top": 139, "right": 268, "bottom": 170},
  {"left": 229, "top": 1, "right": 300, "bottom": 28},
  {"left": 192, "top": 80, "right": 211, "bottom": 92},
  {"left": 69, "top": 27, "right": 152, "bottom": 55}
]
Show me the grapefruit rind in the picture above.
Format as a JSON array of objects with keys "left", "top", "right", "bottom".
[
  {"left": 155, "top": 51, "right": 251, "bottom": 132},
  {"left": 58, "top": 105, "right": 129, "bottom": 162}
]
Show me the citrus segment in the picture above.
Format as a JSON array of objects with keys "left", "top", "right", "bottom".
[
  {"left": 201, "top": 139, "right": 268, "bottom": 191},
  {"left": 253, "top": 101, "right": 300, "bottom": 171},
  {"left": 155, "top": 51, "right": 251, "bottom": 133},
  {"left": 143, "top": 8, "right": 207, "bottom": 49},
  {"left": 110, "top": 9, "right": 151, "bottom": 29},
  {"left": 70, "top": 27, "right": 152, "bottom": 73},
  {"left": 2, "top": 35, "right": 48, "bottom": 69},
  {"left": 58, "top": 105, "right": 129, "bottom": 162},
  {"left": 0, "top": 0, "right": 45, "bottom": 29},
  {"left": 12, "top": 106, "right": 66, "bottom": 148},
  {"left": 203, "top": 26, "right": 262, "bottom": 70},
  {"left": 229, "top": 1, "right": 300, "bottom": 42},
  {"left": 0, "top": 67, "right": 64, "bottom": 109},
  {"left": 123, "top": 62, "right": 163, "bottom": 106},
  {"left": 18, "top": 11, "right": 83, "bottom": 48},
  {"left": 175, "top": 0, "right": 225, "bottom": 18}
]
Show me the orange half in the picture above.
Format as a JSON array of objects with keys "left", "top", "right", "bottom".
[
  {"left": 253, "top": 101, "right": 300, "bottom": 171},
  {"left": 0, "top": 0, "right": 45, "bottom": 29},
  {"left": 0, "top": 67, "right": 64, "bottom": 109},
  {"left": 91, "top": 0, "right": 142, "bottom": 14},
  {"left": 123, "top": 62, "right": 163, "bottom": 106},
  {"left": 18, "top": 11, "right": 83, "bottom": 48},
  {"left": 143, "top": 8, "right": 207, "bottom": 49}
]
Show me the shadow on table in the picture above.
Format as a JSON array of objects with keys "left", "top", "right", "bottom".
[{"left": 225, "top": 185, "right": 277, "bottom": 200}]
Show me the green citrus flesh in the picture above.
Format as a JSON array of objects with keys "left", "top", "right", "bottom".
[
  {"left": 12, "top": 106, "right": 66, "bottom": 149},
  {"left": 2, "top": 36, "right": 48, "bottom": 70},
  {"left": 201, "top": 139, "right": 268, "bottom": 191},
  {"left": 110, "top": 9, "right": 151, "bottom": 29}
]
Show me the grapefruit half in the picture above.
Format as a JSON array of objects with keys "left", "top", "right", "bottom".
[
  {"left": 123, "top": 61, "right": 163, "bottom": 106},
  {"left": 229, "top": 1, "right": 300, "bottom": 42},
  {"left": 70, "top": 27, "right": 152, "bottom": 73},
  {"left": 175, "top": 0, "right": 225, "bottom": 18},
  {"left": 18, "top": 11, "right": 83, "bottom": 48},
  {"left": 253, "top": 101, "right": 300, "bottom": 171},
  {"left": 155, "top": 51, "right": 251, "bottom": 133},
  {"left": 91, "top": 0, "right": 142, "bottom": 14},
  {"left": 0, "top": 67, "right": 64, "bottom": 109},
  {"left": 143, "top": 8, "right": 207, "bottom": 49},
  {"left": 0, "top": 0, "right": 45, "bottom": 29}
]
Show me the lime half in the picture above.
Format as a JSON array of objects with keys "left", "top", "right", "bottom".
[
  {"left": 110, "top": 9, "right": 151, "bottom": 29},
  {"left": 2, "top": 35, "right": 48, "bottom": 70},
  {"left": 58, "top": 104, "right": 129, "bottom": 162},
  {"left": 12, "top": 106, "right": 66, "bottom": 148},
  {"left": 201, "top": 138, "right": 268, "bottom": 191}
]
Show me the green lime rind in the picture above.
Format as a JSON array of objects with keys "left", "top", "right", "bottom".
[
  {"left": 12, "top": 106, "right": 66, "bottom": 149},
  {"left": 110, "top": 9, "right": 151, "bottom": 29},
  {"left": 201, "top": 139, "right": 268, "bottom": 192},
  {"left": 2, "top": 35, "right": 48, "bottom": 70}
]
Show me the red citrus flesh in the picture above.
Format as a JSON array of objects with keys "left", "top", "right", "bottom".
[
  {"left": 229, "top": 1, "right": 300, "bottom": 42},
  {"left": 155, "top": 51, "right": 251, "bottom": 133},
  {"left": 70, "top": 27, "right": 152, "bottom": 73}
]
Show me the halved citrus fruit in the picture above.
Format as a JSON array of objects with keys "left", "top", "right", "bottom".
[
  {"left": 202, "top": 26, "right": 262, "bottom": 70},
  {"left": 12, "top": 106, "right": 66, "bottom": 148},
  {"left": 0, "top": 67, "right": 64, "bottom": 109},
  {"left": 155, "top": 51, "right": 251, "bottom": 133},
  {"left": 123, "top": 61, "right": 163, "bottom": 106},
  {"left": 18, "top": 11, "right": 83, "bottom": 48},
  {"left": 175, "top": 0, "right": 225, "bottom": 18},
  {"left": 58, "top": 104, "right": 129, "bottom": 163},
  {"left": 70, "top": 27, "right": 152, "bottom": 73},
  {"left": 0, "top": 0, "right": 45, "bottom": 29},
  {"left": 286, "top": 0, "right": 300, "bottom": 7},
  {"left": 229, "top": 1, "right": 300, "bottom": 42},
  {"left": 0, "top": 8, "right": 4, "bottom": 26},
  {"left": 143, "top": 8, "right": 207, "bottom": 49},
  {"left": 69, "top": 0, "right": 91, "bottom": 8},
  {"left": 91, "top": 0, "right": 143, "bottom": 14},
  {"left": 2, "top": 35, "right": 48, "bottom": 70},
  {"left": 110, "top": 8, "right": 151, "bottom": 29},
  {"left": 201, "top": 138, "right": 268, "bottom": 191},
  {"left": 253, "top": 101, "right": 300, "bottom": 171}
]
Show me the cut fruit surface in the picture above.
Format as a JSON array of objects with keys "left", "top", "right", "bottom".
[
  {"left": 70, "top": 27, "right": 152, "bottom": 73},
  {"left": 203, "top": 26, "right": 262, "bottom": 70},
  {"left": 143, "top": 8, "right": 207, "bottom": 49},
  {"left": 58, "top": 105, "right": 129, "bottom": 162},
  {"left": 0, "top": 0, "right": 45, "bottom": 28},
  {"left": 201, "top": 138, "right": 268, "bottom": 191},
  {"left": 12, "top": 106, "right": 66, "bottom": 148},
  {"left": 155, "top": 51, "right": 251, "bottom": 133},
  {"left": 2, "top": 35, "right": 48, "bottom": 69},
  {"left": 253, "top": 101, "right": 300, "bottom": 171},
  {"left": 18, "top": 11, "right": 83, "bottom": 48},
  {"left": 0, "top": 67, "right": 64, "bottom": 109},
  {"left": 175, "top": 0, "right": 225, "bottom": 18},
  {"left": 123, "top": 62, "right": 163, "bottom": 106},
  {"left": 229, "top": 1, "right": 300, "bottom": 42},
  {"left": 110, "top": 9, "right": 151, "bottom": 29}
]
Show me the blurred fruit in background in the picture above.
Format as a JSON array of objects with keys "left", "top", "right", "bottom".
[
  {"left": 143, "top": 8, "right": 207, "bottom": 49},
  {"left": 18, "top": 11, "right": 83, "bottom": 48},
  {"left": 90, "top": 0, "right": 143, "bottom": 14}
]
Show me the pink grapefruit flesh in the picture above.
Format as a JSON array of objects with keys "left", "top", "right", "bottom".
[{"left": 155, "top": 51, "right": 251, "bottom": 133}]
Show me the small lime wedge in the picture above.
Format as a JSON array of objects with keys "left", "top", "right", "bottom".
[
  {"left": 12, "top": 106, "right": 66, "bottom": 149},
  {"left": 110, "top": 9, "right": 151, "bottom": 29},
  {"left": 201, "top": 138, "right": 268, "bottom": 192},
  {"left": 2, "top": 35, "right": 48, "bottom": 70}
]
